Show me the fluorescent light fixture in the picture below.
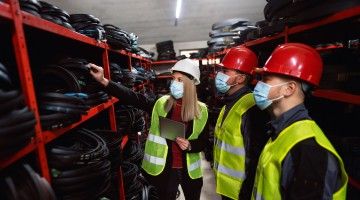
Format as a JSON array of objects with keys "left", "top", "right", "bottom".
[{"left": 176, "top": 0, "right": 182, "bottom": 19}]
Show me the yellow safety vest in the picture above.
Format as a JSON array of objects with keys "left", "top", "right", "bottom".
[
  {"left": 252, "top": 120, "right": 348, "bottom": 200},
  {"left": 214, "top": 93, "right": 255, "bottom": 199},
  {"left": 141, "top": 95, "right": 208, "bottom": 179}
]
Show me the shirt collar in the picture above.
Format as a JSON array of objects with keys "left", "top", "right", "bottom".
[
  {"left": 223, "top": 86, "right": 250, "bottom": 104},
  {"left": 268, "top": 103, "right": 311, "bottom": 140}
]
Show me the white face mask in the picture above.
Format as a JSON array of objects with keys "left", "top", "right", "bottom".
[{"left": 253, "top": 81, "right": 290, "bottom": 110}]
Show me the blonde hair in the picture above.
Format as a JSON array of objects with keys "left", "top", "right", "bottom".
[{"left": 165, "top": 75, "right": 201, "bottom": 122}]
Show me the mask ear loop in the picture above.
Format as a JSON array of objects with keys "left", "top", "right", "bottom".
[
  {"left": 227, "top": 74, "right": 245, "bottom": 87},
  {"left": 267, "top": 81, "right": 291, "bottom": 102}
]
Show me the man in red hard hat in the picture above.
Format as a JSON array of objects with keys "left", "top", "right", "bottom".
[
  {"left": 213, "top": 46, "right": 269, "bottom": 200},
  {"left": 251, "top": 43, "right": 348, "bottom": 200}
]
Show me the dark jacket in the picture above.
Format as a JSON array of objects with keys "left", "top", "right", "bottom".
[
  {"left": 105, "top": 81, "right": 209, "bottom": 171},
  {"left": 267, "top": 103, "right": 342, "bottom": 200},
  {"left": 221, "top": 86, "right": 269, "bottom": 199}
]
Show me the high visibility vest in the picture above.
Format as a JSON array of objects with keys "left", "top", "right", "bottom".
[
  {"left": 252, "top": 120, "right": 348, "bottom": 200},
  {"left": 141, "top": 95, "right": 208, "bottom": 179},
  {"left": 214, "top": 93, "right": 255, "bottom": 199}
]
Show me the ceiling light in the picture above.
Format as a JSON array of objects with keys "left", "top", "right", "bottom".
[{"left": 175, "top": 0, "right": 182, "bottom": 19}]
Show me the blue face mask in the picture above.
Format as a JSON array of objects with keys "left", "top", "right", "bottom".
[
  {"left": 253, "top": 81, "right": 289, "bottom": 110},
  {"left": 215, "top": 72, "right": 238, "bottom": 94},
  {"left": 170, "top": 80, "right": 184, "bottom": 99}
]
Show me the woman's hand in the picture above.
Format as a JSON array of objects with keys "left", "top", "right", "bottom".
[
  {"left": 88, "top": 63, "right": 109, "bottom": 86},
  {"left": 176, "top": 137, "right": 191, "bottom": 151}
]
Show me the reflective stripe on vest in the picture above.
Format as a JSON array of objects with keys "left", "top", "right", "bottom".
[
  {"left": 143, "top": 153, "right": 166, "bottom": 165},
  {"left": 141, "top": 95, "right": 208, "bottom": 179},
  {"left": 188, "top": 159, "right": 202, "bottom": 172},
  {"left": 148, "top": 133, "right": 167, "bottom": 145},
  {"left": 215, "top": 138, "right": 245, "bottom": 156},
  {"left": 214, "top": 93, "right": 255, "bottom": 200},
  {"left": 214, "top": 161, "right": 246, "bottom": 180},
  {"left": 252, "top": 120, "right": 348, "bottom": 200}
]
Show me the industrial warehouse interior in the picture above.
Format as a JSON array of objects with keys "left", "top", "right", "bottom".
[{"left": 0, "top": 0, "right": 359, "bottom": 200}]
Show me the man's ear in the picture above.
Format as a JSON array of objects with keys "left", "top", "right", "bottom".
[
  {"left": 236, "top": 74, "right": 246, "bottom": 84},
  {"left": 283, "top": 81, "right": 297, "bottom": 96}
]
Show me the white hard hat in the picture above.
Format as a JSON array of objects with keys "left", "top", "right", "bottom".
[{"left": 171, "top": 58, "right": 200, "bottom": 85}]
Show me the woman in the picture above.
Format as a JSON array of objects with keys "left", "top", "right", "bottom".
[{"left": 89, "top": 58, "right": 208, "bottom": 200}]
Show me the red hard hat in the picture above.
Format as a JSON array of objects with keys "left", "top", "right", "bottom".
[
  {"left": 219, "top": 46, "right": 258, "bottom": 74},
  {"left": 262, "top": 43, "right": 323, "bottom": 86}
]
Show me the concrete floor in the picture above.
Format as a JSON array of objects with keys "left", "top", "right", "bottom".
[{"left": 178, "top": 154, "right": 221, "bottom": 200}]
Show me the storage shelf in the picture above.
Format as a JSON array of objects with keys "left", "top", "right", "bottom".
[
  {"left": 207, "top": 49, "right": 229, "bottom": 58},
  {"left": 315, "top": 44, "right": 344, "bottom": 52},
  {"left": 107, "top": 48, "right": 152, "bottom": 63},
  {"left": 108, "top": 49, "right": 129, "bottom": 56},
  {"left": 206, "top": 5, "right": 360, "bottom": 56},
  {"left": 152, "top": 60, "right": 177, "bottom": 65},
  {"left": 312, "top": 90, "right": 360, "bottom": 105},
  {"left": 0, "top": 2, "right": 12, "bottom": 19},
  {"left": 42, "top": 97, "right": 119, "bottom": 143},
  {"left": 129, "top": 53, "right": 152, "bottom": 62},
  {"left": 156, "top": 75, "right": 172, "bottom": 79},
  {"left": 244, "top": 6, "right": 360, "bottom": 47},
  {"left": 21, "top": 11, "right": 107, "bottom": 49},
  {"left": 0, "top": 141, "right": 37, "bottom": 169}
]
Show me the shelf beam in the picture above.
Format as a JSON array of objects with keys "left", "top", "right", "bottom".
[
  {"left": 152, "top": 60, "right": 178, "bottom": 65},
  {"left": 42, "top": 98, "right": 119, "bottom": 143},
  {"left": 312, "top": 90, "right": 360, "bottom": 105},
  {"left": 0, "top": 141, "right": 37, "bottom": 169}
]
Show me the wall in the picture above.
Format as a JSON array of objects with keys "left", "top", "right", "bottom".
[{"left": 140, "top": 40, "right": 208, "bottom": 59}]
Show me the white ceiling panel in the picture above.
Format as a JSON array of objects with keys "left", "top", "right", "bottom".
[{"left": 44, "top": 0, "right": 266, "bottom": 44}]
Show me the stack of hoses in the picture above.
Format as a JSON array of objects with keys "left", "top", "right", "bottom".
[
  {"left": 115, "top": 105, "right": 146, "bottom": 135},
  {"left": 156, "top": 40, "right": 176, "bottom": 61},
  {"left": 0, "top": 164, "right": 56, "bottom": 200},
  {"left": 208, "top": 18, "right": 256, "bottom": 54},
  {"left": 92, "top": 130, "right": 122, "bottom": 172},
  {"left": 19, "top": 0, "right": 41, "bottom": 17},
  {"left": 121, "top": 162, "right": 159, "bottom": 200},
  {"left": 121, "top": 68, "right": 136, "bottom": 88},
  {"left": 38, "top": 92, "right": 86, "bottom": 130},
  {"left": 37, "top": 57, "right": 109, "bottom": 130},
  {"left": 48, "top": 129, "right": 111, "bottom": 200},
  {"left": 0, "top": 62, "right": 36, "bottom": 157},
  {"left": 70, "top": 14, "right": 105, "bottom": 41},
  {"left": 39, "top": 1, "right": 72, "bottom": 30},
  {"left": 92, "top": 129, "right": 123, "bottom": 199},
  {"left": 123, "top": 140, "right": 144, "bottom": 168},
  {"left": 104, "top": 24, "right": 131, "bottom": 50},
  {"left": 110, "top": 62, "right": 124, "bottom": 84}
]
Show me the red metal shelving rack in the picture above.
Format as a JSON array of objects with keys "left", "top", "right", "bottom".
[
  {"left": 0, "top": 1, "right": 153, "bottom": 199},
  {"left": 204, "top": 6, "right": 360, "bottom": 105},
  {"left": 0, "top": 1, "right": 11, "bottom": 19},
  {"left": 244, "top": 5, "right": 360, "bottom": 47},
  {"left": 22, "top": 11, "right": 107, "bottom": 49}
]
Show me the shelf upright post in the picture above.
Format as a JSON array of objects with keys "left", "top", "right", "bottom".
[
  {"left": 102, "top": 49, "right": 117, "bottom": 131},
  {"left": 128, "top": 53, "right": 132, "bottom": 70},
  {"left": 8, "top": 0, "right": 50, "bottom": 180},
  {"left": 102, "top": 49, "right": 125, "bottom": 200},
  {"left": 284, "top": 25, "right": 289, "bottom": 43}
]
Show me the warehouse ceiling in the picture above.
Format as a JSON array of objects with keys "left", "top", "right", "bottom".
[{"left": 45, "top": 0, "right": 266, "bottom": 45}]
